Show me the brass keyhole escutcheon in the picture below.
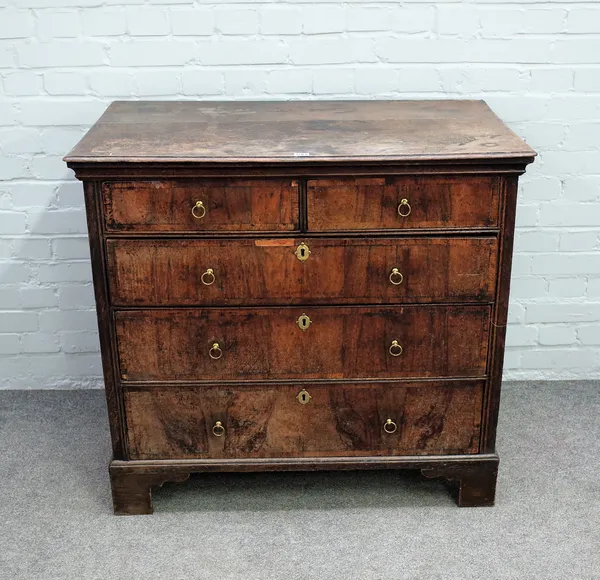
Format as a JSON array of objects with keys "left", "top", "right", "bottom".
[
  {"left": 295, "top": 242, "right": 311, "bottom": 261},
  {"left": 297, "top": 313, "right": 312, "bottom": 331},
  {"left": 296, "top": 389, "right": 312, "bottom": 405}
]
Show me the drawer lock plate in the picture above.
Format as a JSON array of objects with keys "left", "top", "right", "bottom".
[
  {"left": 296, "top": 389, "right": 312, "bottom": 405},
  {"left": 296, "top": 313, "right": 312, "bottom": 331},
  {"left": 295, "top": 242, "right": 311, "bottom": 261}
]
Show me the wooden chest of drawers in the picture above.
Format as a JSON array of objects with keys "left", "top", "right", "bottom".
[{"left": 65, "top": 100, "right": 535, "bottom": 515}]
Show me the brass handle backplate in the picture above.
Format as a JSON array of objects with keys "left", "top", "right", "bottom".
[
  {"left": 397, "top": 198, "right": 411, "bottom": 217},
  {"left": 383, "top": 418, "right": 397, "bottom": 434},
  {"left": 209, "top": 342, "right": 222, "bottom": 360},
  {"left": 212, "top": 421, "right": 225, "bottom": 437},
  {"left": 192, "top": 200, "right": 206, "bottom": 219},
  {"left": 201, "top": 268, "right": 215, "bottom": 286},
  {"left": 389, "top": 340, "right": 403, "bottom": 357},
  {"left": 389, "top": 268, "right": 403, "bottom": 285}
]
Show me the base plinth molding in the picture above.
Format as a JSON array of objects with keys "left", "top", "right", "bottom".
[{"left": 109, "top": 454, "right": 499, "bottom": 514}]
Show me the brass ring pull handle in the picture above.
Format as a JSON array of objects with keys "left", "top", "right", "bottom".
[
  {"left": 192, "top": 200, "right": 206, "bottom": 219},
  {"left": 389, "top": 340, "right": 403, "bottom": 357},
  {"left": 383, "top": 418, "right": 397, "bottom": 434},
  {"left": 212, "top": 421, "right": 225, "bottom": 437},
  {"left": 397, "top": 198, "right": 411, "bottom": 217},
  {"left": 389, "top": 268, "right": 403, "bottom": 285},
  {"left": 201, "top": 268, "right": 215, "bottom": 286},
  {"left": 209, "top": 342, "right": 223, "bottom": 360}
]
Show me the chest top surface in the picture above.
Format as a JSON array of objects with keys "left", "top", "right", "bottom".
[{"left": 64, "top": 100, "right": 535, "bottom": 165}]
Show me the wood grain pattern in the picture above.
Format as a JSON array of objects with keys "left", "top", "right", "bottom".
[
  {"left": 69, "top": 162, "right": 535, "bottom": 182},
  {"left": 421, "top": 457, "right": 498, "bottom": 507},
  {"left": 115, "top": 305, "right": 491, "bottom": 382},
  {"left": 106, "top": 237, "right": 498, "bottom": 306},
  {"left": 103, "top": 178, "right": 299, "bottom": 232},
  {"left": 65, "top": 100, "right": 535, "bottom": 512},
  {"left": 124, "top": 381, "right": 484, "bottom": 460},
  {"left": 109, "top": 454, "right": 500, "bottom": 514},
  {"left": 64, "top": 100, "right": 536, "bottom": 164},
  {"left": 110, "top": 469, "right": 190, "bottom": 516},
  {"left": 482, "top": 175, "right": 519, "bottom": 453},
  {"left": 82, "top": 182, "right": 125, "bottom": 458},
  {"left": 307, "top": 176, "right": 501, "bottom": 230}
]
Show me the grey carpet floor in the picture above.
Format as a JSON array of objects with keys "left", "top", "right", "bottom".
[{"left": 0, "top": 382, "right": 598, "bottom": 580}]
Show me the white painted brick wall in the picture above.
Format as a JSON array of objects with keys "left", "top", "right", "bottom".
[{"left": 1, "top": 0, "right": 599, "bottom": 388}]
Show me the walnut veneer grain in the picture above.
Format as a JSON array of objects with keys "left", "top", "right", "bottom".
[
  {"left": 65, "top": 100, "right": 535, "bottom": 514},
  {"left": 107, "top": 237, "right": 498, "bottom": 306}
]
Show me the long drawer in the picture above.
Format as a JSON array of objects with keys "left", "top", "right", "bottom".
[
  {"left": 102, "top": 178, "right": 299, "bottom": 232},
  {"left": 307, "top": 176, "right": 501, "bottom": 231},
  {"left": 115, "top": 305, "right": 491, "bottom": 382},
  {"left": 124, "top": 381, "right": 484, "bottom": 460},
  {"left": 107, "top": 237, "right": 498, "bottom": 306}
]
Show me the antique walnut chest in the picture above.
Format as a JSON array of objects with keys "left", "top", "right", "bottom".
[{"left": 65, "top": 100, "right": 535, "bottom": 515}]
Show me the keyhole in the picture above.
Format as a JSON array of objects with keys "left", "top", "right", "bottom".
[
  {"left": 295, "top": 242, "right": 310, "bottom": 261},
  {"left": 297, "top": 389, "right": 311, "bottom": 404},
  {"left": 296, "top": 314, "right": 312, "bottom": 331}
]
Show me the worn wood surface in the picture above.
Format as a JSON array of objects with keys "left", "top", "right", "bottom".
[
  {"left": 481, "top": 176, "right": 519, "bottom": 453},
  {"left": 64, "top": 100, "right": 535, "bottom": 164},
  {"left": 123, "top": 381, "right": 484, "bottom": 460},
  {"left": 65, "top": 100, "right": 535, "bottom": 513},
  {"left": 107, "top": 237, "right": 498, "bottom": 306},
  {"left": 82, "top": 182, "right": 125, "bottom": 458},
  {"left": 103, "top": 178, "right": 299, "bottom": 232},
  {"left": 422, "top": 457, "right": 499, "bottom": 507},
  {"left": 308, "top": 176, "right": 501, "bottom": 230},
  {"left": 109, "top": 453, "right": 500, "bottom": 513},
  {"left": 115, "top": 305, "right": 491, "bottom": 382},
  {"left": 70, "top": 162, "right": 534, "bottom": 182},
  {"left": 110, "top": 468, "right": 190, "bottom": 515}
]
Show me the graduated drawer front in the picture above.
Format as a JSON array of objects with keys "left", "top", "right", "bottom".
[
  {"left": 307, "top": 176, "right": 501, "bottom": 231},
  {"left": 115, "top": 305, "right": 490, "bottom": 382},
  {"left": 102, "top": 178, "right": 299, "bottom": 232},
  {"left": 107, "top": 237, "right": 498, "bottom": 306},
  {"left": 124, "top": 381, "right": 484, "bottom": 460}
]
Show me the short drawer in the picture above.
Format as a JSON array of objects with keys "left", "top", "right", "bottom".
[
  {"left": 124, "top": 381, "right": 483, "bottom": 460},
  {"left": 115, "top": 305, "right": 490, "bottom": 382},
  {"left": 107, "top": 237, "right": 498, "bottom": 306},
  {"left": 102, "top": 178, "right": 299, "bottom": 232},
  {"left": 307, "top": 176, "right": 501, "bottom": 231}
]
